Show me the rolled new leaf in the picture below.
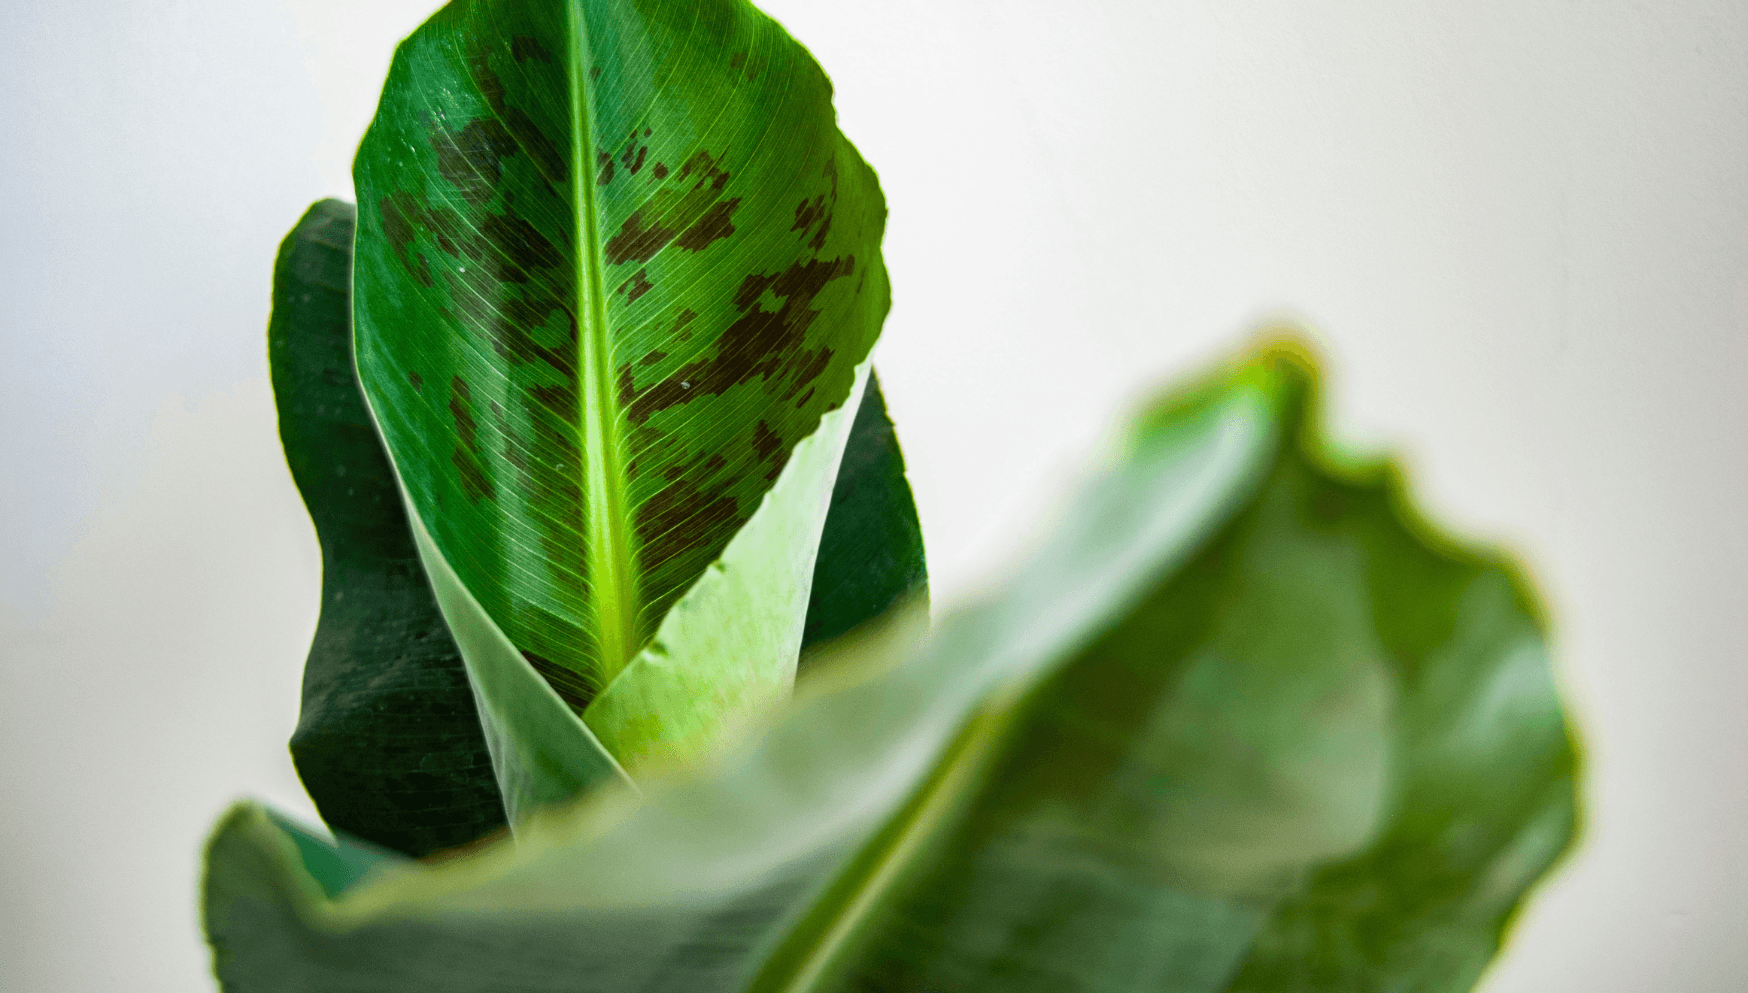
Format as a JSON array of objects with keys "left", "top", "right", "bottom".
[
  {"left": 352, "top": 0, "right": 890, "bottom": 781},
  {"left": 270, "top": 200, "right": 923, "bottom": 852},
  {"left": 204, "top": 342, "right": 1578, "bottom": 993}
]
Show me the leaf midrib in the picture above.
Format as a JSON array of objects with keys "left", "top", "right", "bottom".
[
  {"left": 567, "top": 0, "right": 639, "bottom": 686},
  {"left": 747, "top": 692, "right": 1025, "bottom": 993}
]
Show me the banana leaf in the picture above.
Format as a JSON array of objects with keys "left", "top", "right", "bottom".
[
  {"left": 349, "top": 0, "right": 893, "bottom": 798},
  {"left": 204, "top": 343, "right": 1580, "bottom": 992},
  {"left": 272, "top": 199, "right": 924, "bottom": 856}
]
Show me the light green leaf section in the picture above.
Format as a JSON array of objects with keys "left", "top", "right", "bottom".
[
  {"left": 406, "top": 508, "right": 633, "bottom": 822},
  {"left": 203, "top": 342, "right": 1579, "bottom": 993},
  {"left": 584, "top": 363, "right": 872, "bottom": 771}
]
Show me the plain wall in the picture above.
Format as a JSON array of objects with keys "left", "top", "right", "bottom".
[{"left": 2, "top": 0, "right": 1743, "bottom": 989}]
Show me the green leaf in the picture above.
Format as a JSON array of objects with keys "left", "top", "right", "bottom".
[
  {"left": 207, "top": 341, "right": 1575, "bottom": 992},
  {"left": 351, "top": 0, "right": 890, "bottom": 776},
  {"left": 271, "top": 198, "right": 507, "bottom": 857},
  {"left": 271, "top": 196, "right": 922, "bottom": 848},
  {"left": 800, "top": 370, "right": 927, "bottom": 655},
  {"left": 803, "top": 348, "right": 1581, "bottom": 993}
]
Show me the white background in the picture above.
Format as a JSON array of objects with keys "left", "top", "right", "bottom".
[{"left": 2, "top": 0, "right": 1743, "bottom": 989}]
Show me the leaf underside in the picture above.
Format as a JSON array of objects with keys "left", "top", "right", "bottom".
[
  {"left": 352, "top": 0, "right": 891, "bottom": 719},
  {"left": 271, "top": 198, "right": 923, "bottom": 855},
  {"left": 207, "top": 343, "right": 1580, "bottom": 993}
]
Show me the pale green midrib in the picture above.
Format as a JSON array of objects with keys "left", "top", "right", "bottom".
[
  {"left": 567, "top": 0, "right": 640, "bottom": 687},
  {"left": 747, "top": 693, "right": 1024, "bottom": 993}
]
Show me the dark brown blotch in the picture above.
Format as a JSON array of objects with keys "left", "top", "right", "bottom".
[
  {"left": 751, "top": 420, "right": 791, "bottom": 481},
  {"left": 626, "top": 255, "right": 855, "bottom": 425},
  {"left": 511, "top": 35, "right": 553, "bottom": 63},
  {"left": 637, "top": 475, "right": 741, "bottom": 574},
  {"left": 604, "top": 211, "right": 680, "bottom": 266},
  {"left": 448, "top": 376, "right": 480, "bottom": 450},
  {"left": 471, "top": 213, "right": 563, "bottom": 280},
  {"left": 620, "top": 268, "right": 654, "bottom": 303},
  {"left": 379, "top": 193, "right": 434, "bottom": 288},
  {"left": 675, "top": 198, "right": 739, "bottom": 253},
  {"left": 430, "top": 119, "right": 519, "bottom": 204},
  {"left": 448, "top": 376, "right": 494, "bottom": 502}
]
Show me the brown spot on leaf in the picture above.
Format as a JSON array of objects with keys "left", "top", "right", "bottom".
[
  {"left": 461, "top": 58, "right": 567, "bottom": 187},
  {"left": 627, "top": 255, "right": 855, "bottom": 424},
  {"left": 676, "top": 199, "right": 739, "bottom": 252},
  {"left": 453, "top": 448, "right": 495, "bottom": 502},
  {"left": 511, "top": 35, "right": 553, "bottom": 63},
  {"left": 751, "top": 420, "right": 790, "bottom": 481},
  {"left": 448, "top": 377, "right": 479, "bottom": 450},
  {"left": 597, "top": 152, "right": 615, "bottom": 186},
  {"left": 603, "top": 151, "right": 734, "bottom": 264},
  {"left": 446, "top": 212, "right": 562, "bottom": 283},
  {"left": 589, "top": 66, "right": 602, "bottom": 81},
  {"left": 673, "top": 308, "right": 697, "bottom": 339},
  {"left": 378, "top": 193, "right": 434, "bottom": 287},
  {"left": 791, "top": 194, "right": 833, "bottom": 251},
  {"left": 625, "top": 142, "right": 653, "bottom": 175},
  {"left": 620, "top": 268, "right": 654, "bottom": 303},
  {"left": 637, "top": 475, "right": 740, "bottom": 574},
  {"left": 604, "top": 211, "right": 677, "bottom": 265},
  {"left": 617, "top": 364, "right": 636, "bottom": 408},
  {"left": 430, "top": 120, "right": 518, "bottom": 204},
  {"left": 448, "top": 377, "right": 494, "bottom": 502},
  {"left": 408, "top": 371, "right": 424, "bottom": 392},
  {"left": 640, "top": 350, "right": 668, "bottom": 366},
  {"left": 652, "top": 162, "right": 669, "bottom": 179}
]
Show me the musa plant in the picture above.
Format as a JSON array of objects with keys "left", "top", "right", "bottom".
[{"left": 201, "top": 0, "right": 1582, "bottom": 990}]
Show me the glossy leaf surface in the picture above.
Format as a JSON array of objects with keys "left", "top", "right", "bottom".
[
  {"left": 352, "top": 0, "right": 889, "bottom": 749},
  {"left": 272, "top": 200, "right": 922, "bottom": 849},
  {"left": 204, "top": 343, "right": 1579, "bottom": 992}
]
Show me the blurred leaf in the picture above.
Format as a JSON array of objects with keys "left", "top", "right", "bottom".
[
  {"left": 351, "top": 0, "right": 890, "bottom": 781},
  {"left": 271, "top": 199, "right": 923, "bottom": 850},
  {"left": 208, "top": 342, "right": 1574, "bottom": 992}
]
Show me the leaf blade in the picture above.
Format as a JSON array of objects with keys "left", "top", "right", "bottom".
[{"left": 350, "top": 0, "right": 891, "bottom": 753}]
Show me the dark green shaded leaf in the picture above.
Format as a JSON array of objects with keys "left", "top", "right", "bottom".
[
  {"left": 206, "top": 343, "right": 1578, "bottom": 993},
  {"left": 801, "top": 370, "right": 928, "bottom": 653},
  {"left": 271, "top": 199, "right": 506, "bottom": 857}
]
